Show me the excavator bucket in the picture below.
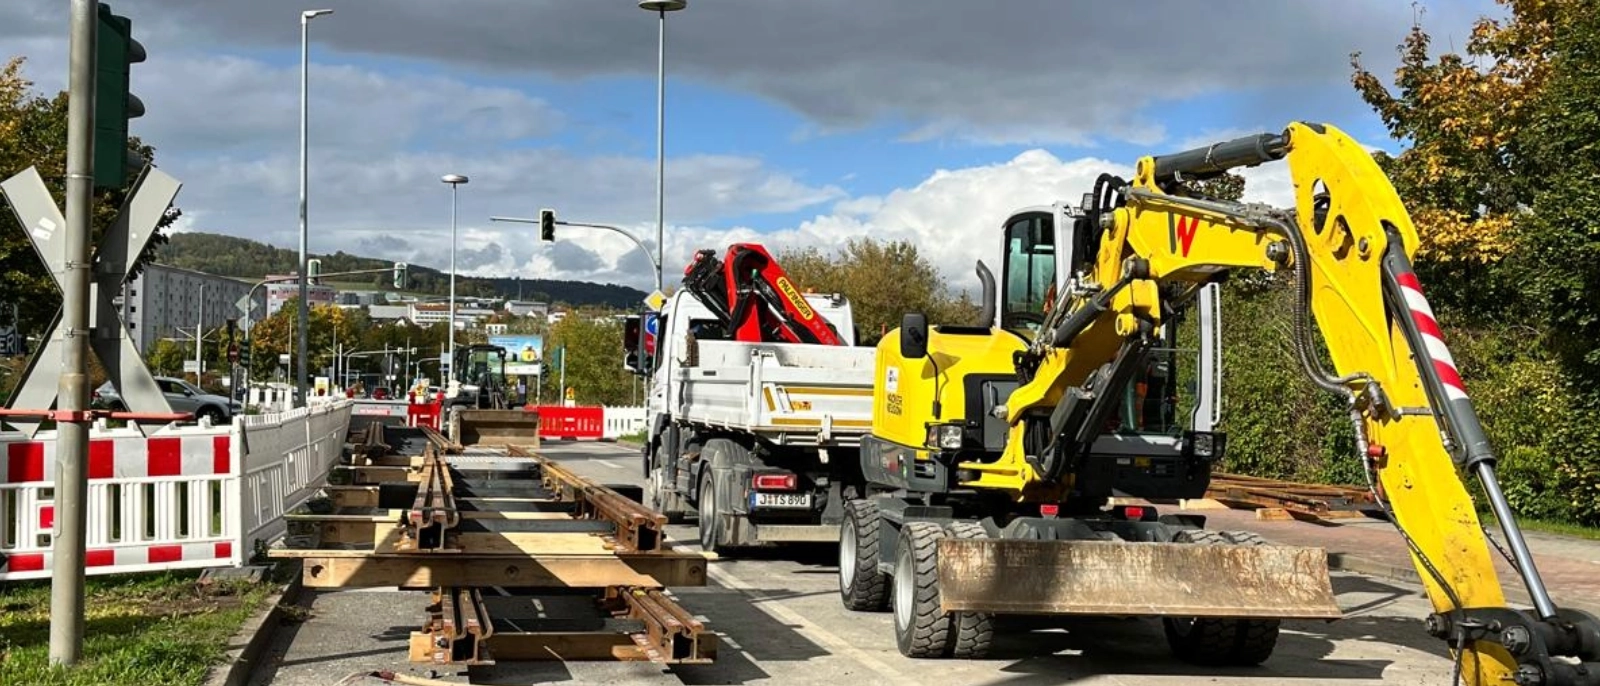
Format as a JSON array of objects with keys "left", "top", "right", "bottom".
[
  {"left": 935, "top": 538, "right": 1342, "bottom": 619},
  {"left": 451, "top": 408, "right": 542, "bottom": 449}
]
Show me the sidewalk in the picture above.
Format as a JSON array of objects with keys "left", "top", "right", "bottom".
[{"left": 1190, "top": 505, "right": 1600, "bottom": 615}]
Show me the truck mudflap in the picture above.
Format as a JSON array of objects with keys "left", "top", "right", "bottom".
[{"left": 935, "top": 538, "right": 1342, "bottom": 619}]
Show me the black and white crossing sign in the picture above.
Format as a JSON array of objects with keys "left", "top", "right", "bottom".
[{"left": 1, "top": 164, "right": 181, "bottom": 436}]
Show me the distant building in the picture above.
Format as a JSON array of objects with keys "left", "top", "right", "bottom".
[
  {"left": 505, "top": 300, "right": 548, "bottom": 318},
  {"left": 117, "top": 264, "right": 254, "bottom": 353},
  {"left": 368, "top": 304, "right": 409, "bottom": 321},
  {"left": 264, "top": 274, "right": 335, "bottom": 316}
]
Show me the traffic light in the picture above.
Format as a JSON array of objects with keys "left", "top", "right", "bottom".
[
  {"left": 238, "top": 344, "right": 251, "bottom": 369},
  {"left": 307, "top": 258, "right": 322, "bottom": 283},
  {"left": 393, "top": 262, "right": 407, "bottom": 289},
  {"left": 539, "top": 208, "right": 556, "bottom": 241},
  {"left": 93, "top": 3, "right": 147, "bottom": 189}
]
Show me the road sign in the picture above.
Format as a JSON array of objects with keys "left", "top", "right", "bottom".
[
  {"left": 235, "top": 293, "right": 255, "bottom": 315},
  {"left": 643, "top": 313, "right": 659, "bottom": 356},
  {"left": 183, "top": 360, "right": 199, "bottom": 373},
  {"left": 1, "top": 165, "right": 179, "bottom": 435},
  {"left": 644, "top": 290, "right": 667, "bottom": 311}
]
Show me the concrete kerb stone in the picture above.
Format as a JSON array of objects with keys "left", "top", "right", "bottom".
[
  {"left": 1325, "top": 549, "right": 1600, "bottom": 617},
  {"left": 204, "top": 560, "right": 305, "bottom": 686}
]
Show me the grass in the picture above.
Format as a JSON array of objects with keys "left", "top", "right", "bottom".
[
  {"left": 618, "top": 429, "right": 648, "bottom": 446},
  {"left": 0, "top": 569, "right": 279, "bottom": 686}
]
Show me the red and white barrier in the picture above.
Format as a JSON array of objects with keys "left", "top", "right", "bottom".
[{"left": 0, "top": 399, "right": 353, "bottom": 581}]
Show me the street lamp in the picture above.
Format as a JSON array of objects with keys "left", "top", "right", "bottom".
[
  {"left": 640, "top": 0, "right": 686, "bottom": 297},
  {"left": 297, "top": 8, "right": 333, "bottom": 409},
  {"left": 441, "top": 174, "right": 469, "bottom": 383}
]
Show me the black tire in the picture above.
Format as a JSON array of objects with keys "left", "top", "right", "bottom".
[
  {"left": 697, "top": 469, "right": 722, "bottom": 554},
  {"left": 839, "top": 499, "right": 888, "bottom": 612},
  {"left": 892, "top": 522, "right": 953, "bottom": 658},
  {"left": 945, "top": 522, "right": 994, "bottom": 659},
  {"left": 1161, "top": 529, "right": 1281, "bottom": 666},
  {"left": 197, "top": 405, "right": 226, "bottom": 425}
]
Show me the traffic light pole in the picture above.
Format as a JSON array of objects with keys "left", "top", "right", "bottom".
[
  {"left": 489, "top": 214, "right": 664, "bottom": 293},
  {"left": 52, "top": 0, "right": 98, "bottom": 665}
]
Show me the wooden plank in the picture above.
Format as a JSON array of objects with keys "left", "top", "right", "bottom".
[{"left": 294, "top": 551, "right": 706, "bottom": 588}]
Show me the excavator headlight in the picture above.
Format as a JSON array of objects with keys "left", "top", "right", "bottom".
[
  {"left": 926, "top": 424, "right": 964, "bottom": 451},
  {"left": 1184, "top": 430, "right": 1226, "bottom": 463}
]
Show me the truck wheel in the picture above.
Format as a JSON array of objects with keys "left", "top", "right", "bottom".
[
  {"left": 945, "top": 522, "right": 994, "bottom": 659},
  {"left": 839, "top": 499, "right": 888, "bottom": 612},
  {"left": 697, "top": 470, "right": 724, "bottom": 554},
  {"left": 648, "top": 463, "right": 687, "bottom": 524},
  {"left": 892, "top": 522, "right": 953, "bottom": 658},
  {"left": 1161, "top": 529, "right": 1281, "bottom": 666}
]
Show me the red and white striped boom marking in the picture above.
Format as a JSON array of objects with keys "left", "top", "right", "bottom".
[{"left": 1395, "top": 272, "right": 1469, "bottom": 402}]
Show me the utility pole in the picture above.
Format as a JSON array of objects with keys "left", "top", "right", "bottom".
[
  {"left": 51, "top": 0, "right": 97, "bottom": 665},
  {"left": 193, "top": 283, "right": 204, "bottom": 378}
]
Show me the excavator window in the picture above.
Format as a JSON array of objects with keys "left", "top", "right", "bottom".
[{"left": 1001, "top": 213, "right": 1056, "bottom": 335}]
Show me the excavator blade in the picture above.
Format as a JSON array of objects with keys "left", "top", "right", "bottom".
[
  {"left": 452, "top": 409, "right": 542, "bottom": 449},
  {"left": 936, "top": 538, "right": 1342, "bottom": 619}
]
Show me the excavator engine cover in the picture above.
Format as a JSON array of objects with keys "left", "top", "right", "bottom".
[{"left": 935, "top": 537, "right": 1342, "bottom": 619}]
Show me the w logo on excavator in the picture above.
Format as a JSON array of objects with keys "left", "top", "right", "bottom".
[{"left": 1169, "top": 215, "right": 1201, "bottom": 257}]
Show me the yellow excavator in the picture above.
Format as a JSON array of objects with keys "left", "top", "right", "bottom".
[{"left": 840, "top": 122, "right": 1600, "bottom": 684}]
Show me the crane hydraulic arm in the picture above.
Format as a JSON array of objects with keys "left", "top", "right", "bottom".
[
  {"left": 1004, "top": 122, "right": 1600, "bottom": 686},
  {"left": 681, "top": 243, "right": 844, "bottom": 346}
]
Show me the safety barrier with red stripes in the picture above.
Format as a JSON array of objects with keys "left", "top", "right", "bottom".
[
  {"left": 0, "top": 399, "right": 353, "bottom": 581},
  {"left": 538, "top": 405, "right": 606, "bottom": 440}
]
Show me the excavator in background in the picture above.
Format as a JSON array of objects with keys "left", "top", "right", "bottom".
[
  {"left": 842, "top": 122, "right": 1600, "bottom": 685},
  {"left": 445, "top": 343, "right": 540, "bottom": 448}
]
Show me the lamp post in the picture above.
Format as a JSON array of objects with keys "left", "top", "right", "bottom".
[
  {"left": 640, "top": 0, "right": 686, "bottom": 296},
  {"left": 441, "top": 174, "right": 469, "bottom": 382},
  {"left": 297, "top": 8, "right": 333, "bottom": 409}
]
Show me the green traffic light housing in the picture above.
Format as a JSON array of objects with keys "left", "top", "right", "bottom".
[
  {"left": 393, "top": 262, "right": 407, "bottom": 289},
  {"left": 93, "top": 3, "right": 147, "bottom": 189},
  {"left": 307, "top": 258, "right": 322, "bottom": 282},
  {"left": 539, "top": 208, "right": 556, "bottom": 241}
]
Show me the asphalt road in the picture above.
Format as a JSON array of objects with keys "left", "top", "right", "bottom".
[{"left": 252, "top": 441, "right": 1461, "bottom": 686}]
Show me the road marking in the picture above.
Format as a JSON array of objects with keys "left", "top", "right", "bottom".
[
  {"left": 705, "top": 564, "right": 918, "bottom": 686},
  {"left": 594, "top": 459, "right": 622, "bottom": 469}
]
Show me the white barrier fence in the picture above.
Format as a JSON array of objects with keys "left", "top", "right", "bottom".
[
  {"left": 0, "top": 399, "right": 353, "bottom": 581},
  {"left": 602, "top": 405, "right": 648, "bottom": 439}
]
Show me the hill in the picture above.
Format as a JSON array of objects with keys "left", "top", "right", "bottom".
[{"left": 155, "top": 232, "right": 649, "bottom": 309}]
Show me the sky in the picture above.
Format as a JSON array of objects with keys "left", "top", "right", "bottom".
[{"left": 0, "top": 0, "right": 1505, "bottom": 296}]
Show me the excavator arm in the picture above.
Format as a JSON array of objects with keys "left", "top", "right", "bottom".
[{"left": 1000, "top": 122, "right": 1600, "bottom": 685}]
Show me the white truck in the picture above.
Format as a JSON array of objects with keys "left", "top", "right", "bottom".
[{"left": 628, "top": 289, "right": 875, "bottom": 554}]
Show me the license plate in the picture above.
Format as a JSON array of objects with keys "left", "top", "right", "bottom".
[{"left": 751, "top": 492, "right": 812, "bottom": 509}]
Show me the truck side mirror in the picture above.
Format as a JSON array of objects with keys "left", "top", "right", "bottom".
[{"left": 900, "top": 313, "right": 929, "bottom": 359}]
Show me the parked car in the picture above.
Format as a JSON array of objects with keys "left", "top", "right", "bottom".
[{"left": 93, "top": 376, "right": 241, "bottom": 424}]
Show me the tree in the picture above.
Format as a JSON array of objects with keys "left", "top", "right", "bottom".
[
  {"left": 1349, "top": 2, "right": 1568, "bottom": 316},
  {"left": 777, "top": 238, "right": 980, "bottom": 345},
  {"left": 541, "top": 311, "right": 634, "bottom": 406},
  {"left": 0, "top": 56, "right": 180, "bottom": 338}
]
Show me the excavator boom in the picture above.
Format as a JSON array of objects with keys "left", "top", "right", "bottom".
[{"left": 991, "top": 122, "right": 1600, "bottom": 684}]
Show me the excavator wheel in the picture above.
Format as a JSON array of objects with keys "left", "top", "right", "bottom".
[
  {"left": 839, "top": 499, "right": 889, "bottom": 611},
  {"left": 892, "top": 522, "right": 954, "bottom": 658},
  {"left": 1161, "top": 529, "right": 1282, "bottom": 666},
  {"left": 944, "top": 522, "right": 995, "bottom": 659}
]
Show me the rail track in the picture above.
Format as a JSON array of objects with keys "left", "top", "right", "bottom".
[{"left": 270, "top": 420, "right": 715, "bottom": 668}]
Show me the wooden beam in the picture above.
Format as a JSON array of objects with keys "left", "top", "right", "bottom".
[{"left": 289, "top": 550, "right": 706, "bottom": 588}]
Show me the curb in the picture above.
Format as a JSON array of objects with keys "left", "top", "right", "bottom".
[
  {"left": 204, "top": 562, "right": 304, "bottom": 686},
  {"left": 1325, "top": 550, "right": 1600, "bottom": 617}
]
